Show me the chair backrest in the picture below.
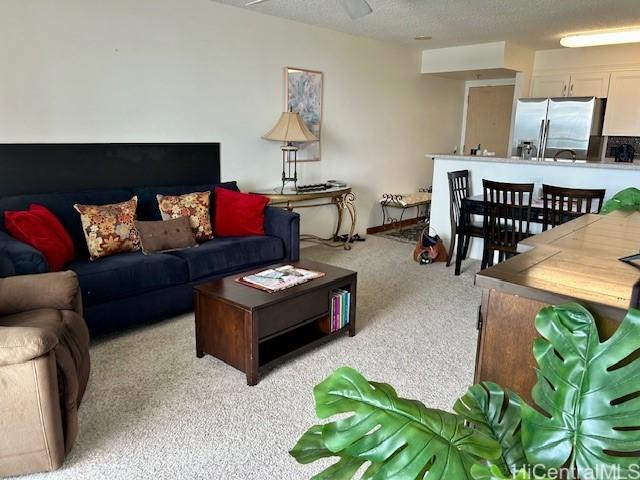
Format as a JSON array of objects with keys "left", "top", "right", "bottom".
[
  {"left": 542, "top": 184, "right": 606, "bottom": 230},
  {"left": 447, "top": 170, "right": 470, "bottom": 226},
  {"left": 483, "top": 179, "right": 534, "bottom": 253}
]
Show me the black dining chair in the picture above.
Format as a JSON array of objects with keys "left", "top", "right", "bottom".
[
  {"left": 447, "top": 170, "right": 483, "bottom": 268},
  {"left": 482, "top": 179, "right": 534, "bottom": 269},
  {"left": 541, "top": 185, "right": 606, "bottom": 231}
]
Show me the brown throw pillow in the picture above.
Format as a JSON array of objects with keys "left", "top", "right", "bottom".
[
  {"left": 135, "top": 217, "right": 198, "bottom": 254},
  {"left": 156, "top": 191, "right": 213, "bottom": 242},
  {"left": 74, "top": 197, "right": 140, "bottom": 260}
]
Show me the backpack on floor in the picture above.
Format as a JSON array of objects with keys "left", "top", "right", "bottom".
[{"left": 413, "top": 227, "right": 448, "bottom": 264}]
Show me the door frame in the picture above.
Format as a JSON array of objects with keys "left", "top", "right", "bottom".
[{"left": 460, "top": 78, "right": 516, "bottom": 155}]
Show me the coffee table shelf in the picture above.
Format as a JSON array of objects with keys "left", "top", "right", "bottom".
[
  {"left": 259, "top": 318, "right": 350, "bottom": 368},
  {"left": 194, "top": 260, "right": 357, "bottom": 385}
]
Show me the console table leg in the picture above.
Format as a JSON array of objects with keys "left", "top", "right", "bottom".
[
  {"left": 333, "top": 198, "right": 344, "bottom": 240},
  {"left": 343, "top": 192, "right": 357, "bottom": 250}
]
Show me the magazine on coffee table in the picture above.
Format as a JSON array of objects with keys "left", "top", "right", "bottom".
[{"left": 236, "top": 265, "right": 325, "bottom": 292}]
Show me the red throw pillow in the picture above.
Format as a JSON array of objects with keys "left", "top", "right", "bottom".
[
  {"left": 4, "top": 204, "right": 75, "bottom": 271},
  {"left": 214, "top": 187, "right": 270, "bottom": 237}
]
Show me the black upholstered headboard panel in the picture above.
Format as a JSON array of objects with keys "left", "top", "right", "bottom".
[{"left": 0, "top": 143, "right": 221, "bottom": 196}]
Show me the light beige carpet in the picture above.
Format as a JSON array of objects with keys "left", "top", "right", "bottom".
[{"left": 23, "top": 236, "right": 480, "bottom": 480}]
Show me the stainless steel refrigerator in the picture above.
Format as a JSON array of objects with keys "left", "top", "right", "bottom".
[{"left": 511, "top": 96, "right": 605, "bottom": 161}]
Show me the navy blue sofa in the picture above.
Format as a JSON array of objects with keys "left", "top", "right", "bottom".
[{"left": 0, "top": 182, "right": 300, "bottom": 336}]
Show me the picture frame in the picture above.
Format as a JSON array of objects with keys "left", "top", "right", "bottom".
[{"left": 285, "top": 67, "right": 323, "bottom": 162}]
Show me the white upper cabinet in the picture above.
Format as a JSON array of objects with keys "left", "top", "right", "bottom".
[
  {"left": 530, "top": 72, "right": 611, "bottom": 98},
  {"left": 530, "top": 74, "right": 570, "bottom": 97},
  {"left": 603, "top": 70, "right": 640, "bottom": 136},
  {"left": 568, "top": 72, "right": 610, "bottom": 98}
]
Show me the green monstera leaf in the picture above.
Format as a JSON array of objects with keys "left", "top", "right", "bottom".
[
  {"left": 290, "top": 425, "right": 381, "bottom": 479},
  {"left": 300, "top": 366, "right": 501, "bottom": 479},
  {"left": 470, "top": 464, "right": 550, "bottom": 480},
  {"left": 522, "top": 303, "right": 640, "bottom": 478},
  {"left": 601, "top": 187, "right": 640, "bottom": 214},
  {"left": 454, "top": 382, "right": 526, "bottom": 476}
]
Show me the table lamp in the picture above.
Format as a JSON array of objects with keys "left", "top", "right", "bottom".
[{"left": 262, "top": 110, "right": 318, "bottom": 193}]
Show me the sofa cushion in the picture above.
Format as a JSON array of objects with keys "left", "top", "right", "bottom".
[
  {"left": 0, "top": 189, "right": 133, "bottom": 257},
  {"left": 167, "top": 236, "right": 284, "bottom": 281},
  {"left": 157, "top": 191, "right": 214, "bottom": 241},
  {"left": 135, "top": 217, "right": 198, "bottom": 254},
  {"left": 69, "top": 251, "right": 188, "bottom": 306},
  {"left": 74, "top": 196, "right": 141, "bottom": 260},
  {"left": 133, "top": 181, "right": 239, "bottom": 221},
  {"left": 4, "top": 204, "right": 75, "bottom": 271},
  {"left": 214, "top": 187, "right": 270, "bottom": 237}
]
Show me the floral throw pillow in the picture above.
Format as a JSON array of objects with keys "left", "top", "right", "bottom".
[
  {"left": 156, "top": 191, "right": 213, "bottom": 242},
  {"left": 74, "top": 197, "right": 140, "bottom": 260}
]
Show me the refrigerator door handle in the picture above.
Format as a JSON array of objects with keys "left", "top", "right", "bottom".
[
  {"left": 536, "top": 119, "right": 545, "bottom": 161},
  {"left": 541, "top": 119, "right": 550, "bottom": 160}
]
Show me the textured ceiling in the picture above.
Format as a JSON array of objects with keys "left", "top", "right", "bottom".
[{"left": 212, "top": 0, "right": 640, "bottom": 50}]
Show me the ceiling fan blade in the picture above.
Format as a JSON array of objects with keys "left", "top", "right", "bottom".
[
  {"left": 245, "top": 0, "right": 270, "bottom": 6},
  {"left": 339, "top": 0, "right": 372, "bottom": 19}
]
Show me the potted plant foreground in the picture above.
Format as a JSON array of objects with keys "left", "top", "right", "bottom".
[{"left": 290, "top": 303, "right": 640, "bottom": 480}]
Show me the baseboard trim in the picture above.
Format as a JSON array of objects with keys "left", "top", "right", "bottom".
[{"left": 366, "top": 216, "right": 426, "bottom": 234}]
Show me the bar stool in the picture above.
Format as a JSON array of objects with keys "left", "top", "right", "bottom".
[
  {"left": 447, "top": 170, "right": 483, "bottom": 268},
  {"left": 482, "top": 180, "right": 533, "bottom": 269},
  {"left": 542, "top": 185, "right": 605, "bottom": 231}
]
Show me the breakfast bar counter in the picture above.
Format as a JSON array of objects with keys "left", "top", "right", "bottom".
[{"left": 427, "top": 154, "right": 640, "bottom": 262}]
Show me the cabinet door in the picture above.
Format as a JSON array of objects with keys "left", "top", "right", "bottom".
[
  {"left": 603, "top": 70, "right": 640, "bottom": 136},
  {"left": 530, "top": 74, "right": 570, "bottom": 98},
  {"left": 568, "top": 72, "right": 610, "bottom": 98}
]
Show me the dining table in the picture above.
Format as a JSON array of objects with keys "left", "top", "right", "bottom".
[
  {"left": 454, "top": 193, "right": 546, "bottom": 275},
  {"left": 474, "top": 210, "right": 640, "bottom": 404}
]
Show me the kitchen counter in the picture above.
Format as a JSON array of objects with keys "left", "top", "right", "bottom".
[
  {"left": 428, "top": 153, "right": 640, "bottom": 263},
  {"left": 427, "top": 153, "right": 640, "bottom": 170}
]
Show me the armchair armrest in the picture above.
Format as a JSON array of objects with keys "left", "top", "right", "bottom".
[
  {"left": 0, "top": 271, "right": 81, "bottom": 316},
  {"left": 0, "top": 230, "right": 48, "bottom": 277},
  {"left": 264, "top": 207, "right": 300, "bottom": 261},
  {"left": 0, "top": 326, "right": 58, "bottom": 366}
]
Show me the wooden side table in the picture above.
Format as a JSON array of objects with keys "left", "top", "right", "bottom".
[
  {"left": 194, "top": 260, "right": 357, "bottom": 385},
  {"left": 252, "top": 187, "right": 357, "bottom": 250}
]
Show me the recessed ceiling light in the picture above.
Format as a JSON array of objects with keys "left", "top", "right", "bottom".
[
  {"left": 414, "top": 35, "right": 432, "bottom": 41},
  {"left": 561, "top": 28, "right": 640, "bottom": 48}
]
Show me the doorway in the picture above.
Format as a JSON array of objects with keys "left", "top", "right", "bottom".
[{"left": 463, "top": 84, "right": 515, "bottom": 157}]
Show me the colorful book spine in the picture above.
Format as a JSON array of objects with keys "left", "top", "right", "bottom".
[{"left": 330, "top": 289, "right": 351, "bottom": 332}]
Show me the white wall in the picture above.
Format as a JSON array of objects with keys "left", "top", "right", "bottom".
[
  {"left": 0, "top": 0, "right": 464, "bottom": 237},
  {"left": 533, "top": 43, "right": 640, "bottom": 73},
  {"left": 422, "top": 42, "right": 508, "bottom": 74}
]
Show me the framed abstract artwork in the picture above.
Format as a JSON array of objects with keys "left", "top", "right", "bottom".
[{"left": 285, "top": 67, "right": 323, "bottom": 161}]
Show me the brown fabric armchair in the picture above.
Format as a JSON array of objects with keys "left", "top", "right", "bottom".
[{"left": 0, "top": 271, "right": 90, "bottom": 476}]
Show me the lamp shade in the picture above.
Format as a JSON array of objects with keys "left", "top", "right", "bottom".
[{"left": 262, "top": 112, "right": 318, "bottom": 143}]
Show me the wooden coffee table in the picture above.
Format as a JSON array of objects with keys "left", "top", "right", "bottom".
[{"left": 194, "top": 260, "right": 357, "bottom": 385}]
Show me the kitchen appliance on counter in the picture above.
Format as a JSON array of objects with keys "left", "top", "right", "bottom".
[
  {"left": 511, "top": 96, "right": 605, "bottom": 162},
  {"left": 614, "top": 143, "right": 635, "bottom": 163}
]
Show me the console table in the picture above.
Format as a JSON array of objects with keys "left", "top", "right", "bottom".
[{"left": 252, "top": 187, "right": 357, "bottom": 250}]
